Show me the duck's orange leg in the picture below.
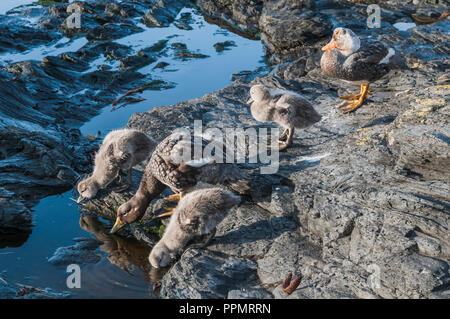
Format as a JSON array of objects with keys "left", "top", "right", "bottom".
[
  {"left": 340, "top": 84, "right": 370, "bottom": 113},
  {"left": 163, "top": 193, "right": 182, "bottom": 202},
  {"left": 157, "top": 192, "right": 185, "bottom": 218},
  {"left": 156, "top": 208, "right": 175, "bottom": 218},
  {"left": 340, "top": 84, "right": 371, "bottom": 100}
]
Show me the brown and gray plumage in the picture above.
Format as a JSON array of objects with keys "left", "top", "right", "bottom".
[
  {"left": 77, "top": 129, "right": 156, "bottom": 203},
  {"left": 149, "top": 188, "right": 241, "bottom": 268},
  {"left": 110, "top": 131, "right": 249, "bottom": 233},
  {"left": 247, "top": 84, "right": 322, "bottom": 150},
  {"left": 321, "top": 27, "right": 407, "bottom": 113}
]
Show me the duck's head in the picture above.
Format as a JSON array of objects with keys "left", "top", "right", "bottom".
[
  {"left": 149, "top": 241, "right": 171, "bottom": 268},
  {"left": 247, "top": 84, "right": 270, "bottom": 104},
  {"left": 322, "top": 28, "right": 360, "bottom": 55},
  {"left": 110, "top": 198, "right": 148, "bottom": 234},
  {"left": 76, "top": 178, "right": 99, "bottom": 203}
]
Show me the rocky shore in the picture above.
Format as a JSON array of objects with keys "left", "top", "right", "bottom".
[
  {"left": 1, "top": 0, "right": 449, "bottom": 298},
  {"left": 0, "top": 0, "right": 194, "bottom": 233}
]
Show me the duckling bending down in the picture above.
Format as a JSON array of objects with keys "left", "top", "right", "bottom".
[
  {"left": 321, "top": 27, "right": 407, "bottom": 113},
  {"left": 110, "top": 131, "right": 250, "bottom": 234},
  {"left": 149, "top": 188, "right": 241, "bottom": 268},
  {"left": 247, "top": 85, "right": 322, "bottom": 150},
  {"left": 77, "top": 129, "right": 156, "bottom": 203}
]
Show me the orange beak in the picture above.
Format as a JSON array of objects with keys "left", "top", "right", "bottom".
[{"left": 322, "top": 39, "right": 337, "bottom": 51}]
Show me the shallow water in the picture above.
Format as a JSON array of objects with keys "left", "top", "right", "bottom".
[
  {"left": 0, "top": 37, "right": 89, "bottom": 64},
  {"left": 0, "top": 0, "right": 35, "bottom": 15},
  {"left": 81, "top": 8, "right": 266, "bottom": 135},
  {"left": 0, "top": 5, "right": 267, "bottom": 298}
]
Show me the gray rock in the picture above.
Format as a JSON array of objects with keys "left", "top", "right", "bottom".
[
  {"left": 0, "top": 188, "right": 32, "bottom": 233},
  {"left": 0, "top": 273, "right": 71, "bottom": 299},
  {"left": 196, "top": 0, "right": 263, "bottom": 37},
  {"left": 227, "top": 288, "right": 273, "bottom": 299},
  {"left": 415, "top": 235, "right": 442, "bottom": 257},
  {"left": 0, "top": 0, "right": 177, "bottom": 234},
  {"left": 142, "top": 0, "right": 187, "bottom": 27},
  {"left": 6, "top": 0, "right": 445, "bottom": 299},
  {"left": 160, "top": 249, "right": 259, "bottom": 298}
]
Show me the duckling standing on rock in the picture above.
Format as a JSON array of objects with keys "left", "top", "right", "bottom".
[
  {"left": 110, "top": 131, "right": 250, "bottom": 234},
  {"left": 247, "top": 84, "right": 322, "bottom": 151},
  {"left": 149, "top": 188, "right": 241, "bottom": 268},
  {"left": 77, "top": 129, "right": 156, "bottom": 203},
  {"left": 321, "top": 27, "right": 407, "bottom": 113}
]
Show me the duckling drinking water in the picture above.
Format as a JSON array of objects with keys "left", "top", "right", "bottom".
[
  {"left": 149, "top": 188, "right": 240, "bottom": 268},
  {"left": 77, "top": 129, "right": 156, "bottom": 203},
  {"left": 247, "top": 84, "right": 322, "bottom": 150}
]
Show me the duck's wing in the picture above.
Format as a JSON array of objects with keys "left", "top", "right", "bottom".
[
  {"left": 149, "top": 133, "right": 195, "bottom": 192},
  {"left": 151, "top": 132, "right": 249, "bottom": 193},
  {"left": 180, "top": 137, "right": 249, "bottom": 192},
  {"left": 150, "top": 132, "right": 217, "bottom": 192},
  {"left": 97, "top": 143, "right": 127, "bottom": 172},
  {"left": 105, "top": 142, "right": 134, "bottom": 169},
  {"left": 342, "top": 40, "right": 391, "bottom": 82}
]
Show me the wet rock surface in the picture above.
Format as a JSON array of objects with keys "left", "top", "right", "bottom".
[
  {"left": 1, "top": 0, "right": 449, "bottom": 299},
  {"left": 0, "top": 0, "right": 187, "bottom": 232},
  {"left": 79, "top": 0, "right": 450, "bottom": 299},
  {"left": 0, "top": 272, "right": 71, "bottom": 299}
]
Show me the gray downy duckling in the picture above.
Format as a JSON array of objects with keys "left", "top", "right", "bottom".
[
  {"left": 110, "top": 131, "right": 249, "bottom": 234},
  {"left": 149, "top": 187, "right": 241, "bottom": 268},
  {"left": 247, "top": 84, "right": 322, "bottom": 150},
  {"left": 77, "top": 129, "right": 156, "bottom": 203}
]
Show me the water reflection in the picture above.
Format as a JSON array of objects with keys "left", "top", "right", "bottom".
[
  {"left": 0, "top": 232, "right": 30, "bottom": 249},
  {"left": 79, "top": 214, "right": 166, "bottom": 284},
  {"left": 74, "top": 214, "right": 166, "bottom": 298}
]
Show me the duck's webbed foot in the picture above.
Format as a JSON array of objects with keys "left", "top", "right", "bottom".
[
  {"left": 163, "top": 193, "right": 182, "bottom": 202},
  {"left": 339, "top": 84, "right": 370, "bottom": 113},
  {"left": 156, "top": 207, "right": 175, "bottom": 218},
  {"left": 279, "top": 141, "right": 289, "bottom": 151},
  {"left": 339, "top": 90, "right": 371, "bottom": 100},
  {"left": 279, "top": 128, "right": 289, "bottom": 141},
  {"left": 277, "top": 127, "right": 294, "bottom": 151},
  {"left": 340, "top": 99, "right": 365, "bottom": 113},
  {"left": 339, "top": 84, "right": 372, "bottom": 101},
  {"left": 156, "top": 193, "right": 184, "bottom": 218}
]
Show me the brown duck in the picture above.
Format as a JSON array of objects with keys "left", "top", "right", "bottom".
[
  {"left": 110, "top": 131, "right": 249, "bottom": 233},
  {"left": 321, "top": 27, "right": 407, "bottom": 113}
]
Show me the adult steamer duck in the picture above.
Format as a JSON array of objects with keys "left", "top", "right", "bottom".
[
  {"left": 110, "top": 131, "right": 250, "bottom": 234},
  {"left": 321, "top": 27, "right": 407, "bottom": 113}
]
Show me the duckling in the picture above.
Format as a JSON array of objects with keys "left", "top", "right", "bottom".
[
  {"left": 149, "top": 188, "right": 240, "bottom": 268},
  {"left": 110, "top": 131, "right": 249, "bottom": 233},
  {"left": 77, "top": 129, "right": 156, "bottom": 203},
  {"left": 247, "top": 84, "right": 322, "bottom": 150},
  {"left": 321, "top": 27, "right": 407, "bottom": 113}
]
